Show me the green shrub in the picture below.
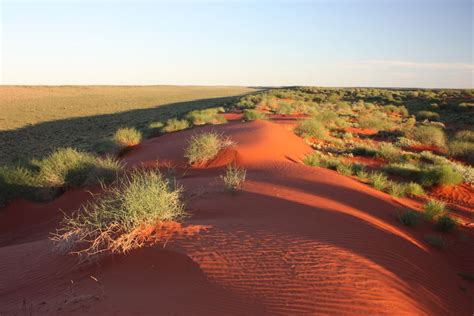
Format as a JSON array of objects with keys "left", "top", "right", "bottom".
[
  {"left": 243, "top": 109, "right": 268, "bottom": 121},
  {"left": 295, "top": 118, "right": 327, "bottom": 139},
  {"left": 113, "top": 127, "right": 142, "bottom": 147},
  {"left": 407, "top": 126, "right": 446, "bottom": 148},
  {"left": 368, "top": 172, "right": 390, "bottom": 191},
  {"left": 420, "top": 165, "right": 463, "bottom": 187},
  {"left": 358, "top": 114, "right": 393, "bottom": 131},
  {"left": 185, "top": 108, "right": 226, "bottom": 126},
  {"left": 387, "top": 182, "right": 407, "bottom": 197},
  {"left": 423, "top": 200, "right": 446, "bottom": 220},
  {"left": 453, "top": 130, "right": 474, "bottom": 142},
  {"left": 221, "top": 164, "right": 246, "bottom": 192},
  {"left": 37, "top": 148, "right": 122, "bottom": 187},
  {"left": 93, "top": 138, "right": 121, "bottom": 155},
  {"left": 383, "top": 163, "right": 421, "bottom": 179},
  {"left": 399, "top": 210, "right": 420, "bottom": 226},
  {"left": 303, "top": 153, "right": 321, "bottom": 167},
  {"left": 275, "top": 101, "right": 294, "bottom": 115},
  {"left": 52, "top": 169, "right": 185, "bottom": 258},
  {"left": 405, "top": 182, "right": 425, "bottom": 196},
  {"left": 185, "top": 132, "right": 234, "bottom": 165},
  {"left": 352, "top": 146, "right": 378, "bottom": 158},
  {"left": 146, "top": 121, "right": 165, "bottom": 137},
  {"left": 435, "top": 215, "right": 457, "bottom": 232},
  {"left": 416, "top": 111, "right": 440, "bottom": 121},
  {"left": 0, "top": 165, "right": 42, "bottom": 206},
  {"left": 424, "top": 234, "right": 447, "bottom": 249},
  {"left": 336, "top": 163, "right": 353, "bottom": 176},
  {"left": 449, "top": 140, "right": 474, "bottom": 164},
  {"left": 161, "top": 118, "right": 190, "bottom": 133},
  {"left": 377, "top": 143, "right": 401, "bottom": 162}
]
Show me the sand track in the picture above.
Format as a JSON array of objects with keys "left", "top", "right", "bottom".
[{"left": 1, "top": 120, "right": 473, "bottom": 315}]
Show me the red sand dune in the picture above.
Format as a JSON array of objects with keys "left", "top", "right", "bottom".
[{"left": 1, "top": 120, "right": 473, "bottom": 315}]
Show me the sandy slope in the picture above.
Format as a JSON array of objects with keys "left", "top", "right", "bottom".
[{"left": 1, "top": 120, "right": 473, "bottom": 315}]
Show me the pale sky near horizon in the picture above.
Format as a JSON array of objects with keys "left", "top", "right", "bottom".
[{"left": 1, "top": 0, "right": 472, "bottom": 88}]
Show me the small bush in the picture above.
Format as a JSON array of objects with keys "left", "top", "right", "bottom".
[
  {"left": 161, "top": 118, "right": 190, "bottom": 133},
  {"left": 453, "top": 130, "right": 474, "bottom": 142},
  {"left": 416, "top": 111, "right": 440, "bottom": 121},
  {"left": 303, "top": 153, "right": 321, "bottom": 167},
  {"left": 185, "top": 108, "right": 227, "bottom": 126},
  {"left": 336, "top": 163, "right": 353, "bottom": 176},
  {"left": 243, "top": 109, "right": 268, "bottom": 121},
  {"left": 146, "top": 121, "right": 165, "bottom": 137},
  {"left": 377, "top": 143, "right": 401, "bottom": 162},
  {"left": 93, "top": 138, "right": 121, "bottom": 155},
  {"left": 52, "top": 169, "right": 185, "bottom": 259},
  {"left": 387, "top": 182, "right": 407, "bottom": 197},
  {"left": 352, "top": 146, "right": 378, "bottom": 158},
  {"left": 383, "top": 163, "right": 421, "bottom": 180},
  {"left": 0, "top": 165, "right": 42, "bottom": 206},
  {"left": 423, "top": 200, "right": 446, "bottom": 220},
  {"left": 221, "top": 164, "right": 246, "bottom": 192},
  {"left": 449, "top": 140, "right": 474, "bottom": 164},
  {"left": 435, "top": 215, "right": 457, "bottom": 232},
  {"left": 407, "top": 126, "right": 446, "bottom": 148},
  {"left": 420, "top": 165, "right": 463, "bottom": 187},
  {"left": 424, "top": 234, "right": 447, "bottom": 249},
  {"left": 185, "top": 132, "right": 234, "bottom": 165},
  {"left": 358, "top": 114, "right": 393, "bottom": 131},
  {"left": 295, "top": 118, "right": 327, "bottom": 139},
  {"left": 113, "top": 127, "right": 142, "bottom": 147},
  {"left": 399, "top": 210, "right": 420, "bottom": 227},
  {"left": 405, "top": 182, "right": 425, "bottom": 196},
  {"left": 368, "top": 172, "right": 390, "bottom": 191}
]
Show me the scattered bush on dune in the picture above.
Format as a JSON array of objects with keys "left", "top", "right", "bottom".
[
  {"left": 161, "top": 118, "right": 191, "bottom": 133},
  {"left": 368, "top": 172, "right": 390, "bottom": 191},
  {"left": 37, "top": 148, "right": 122, "bottom": 188},
  {"left": 185, "top": 107, "right": 227, "bottom": 126},
  {"left": 399, "top": 210, "right": 420, "bottom": 227},
  {"left": 351, "top": 146, "right": 378, "bottom": 158},
  {"left": 406, "top": 125, "right": 446, "bottom": 148},
  {"left": 295, "top": 118, "right": 327, "bottom": 139},
  {"left": 145, "top": 121, "right": 165, "bottom": 137},
  {"left": 52, "top": 168, "right": 185, "bottom": 259},
  {"left": 243, "top": 109, "right": 268, "bottom": 121},
  {"left": 113, "top": 127, "right": 142, "bottom": 148},
  {"left": 423, "top": 199, "right": 446, "bottom": 221},
  {"left": 405, "top": 182, "right": 425, "bottom": 196},
  {"left": 420, "top": 164, "right": 463, "bottom": 187},
  {"left": 0, "top": 165, "right": 42, "bottom": 206},
  {"left": 221, "top": 164, "right": 246, "bottom": 192},
  {"left": 357, "top": 114, "right": 393, "bottom": 131},
  {"left": 416, "top": 111, "right": 440, "bottom": 121},
  {"left": 185, "top": 132, "right": 235, "bottom": 165},
  {"left": 387, "top": 182, "right": 407, "bottom": 197},
  {"left": 435, "top": 215, "right": 457, "bottom": 232}
]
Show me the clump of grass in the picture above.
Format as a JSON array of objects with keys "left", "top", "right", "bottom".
[
  {"left": 424, "top": 234, "right": 447, "bottom": 249},
  {"left": 399, "top": 210, "right": 420, "bottom": 227},
  {"left": 435, "top": 215, "right": 457, "bottom": 232},
  {"left": 357, "top": 113, "right": 393, "bottom": 131},
  {"left": 52, "top": 169, "right": 185, "bottom": 259},
  {"left": 221, "top": 164, "right": 246, "bottom": 192},
  {"left": 0, "top": 165, "right": 42, "bottom": 206},
  {"left": 387, "top": 182, "right": 407, "bottom": 197},
  {"left": 416, "top": 111, "right": 440, "bottom": 121},
  {"left": 336, "top": 163, "right": 354, "bottom": 176},
  {"left": 377, "top": 143, "right": 401, "bottom": 162},
  {"left": 295, "top": 118, "right": 327, "bottom": 139},
  {"left": 113, "top": 127, "right": 142, "bottom": 147},
  {"left": 368, "top": 172, "right": 390, "bottom": 191},
  {"left": 423, "top": 199, "right": 446, "bottom": 220},
  {"left": 93, "top": 138, "right": 122, "bottom": 155},
  {"left": 161, "top": 118, "right": 190, "bottom": 133},
  {"left": 37, "top": 148, "right": 122, "bottom": 188},
  {"left": 243, "top": 109, "right": 268, "bottom": 121},
  {"left": 420, "top": 164, "right": 463, "bottom": 187},
  {"left": 185, "top": 132, "right": 235, "bottom": 165},
  {"left": 303, "top": 153, "right": 321, "bottom": 167},
  {"left": 406, "top": 125, "right": 446, "bottom": 148},
  {"left": 146, "top": 121, "right": 165, "bottom": 137},
  {"left": 405, "top": 182, "right": 425, "bottom": 196},
  {"left": 449, "top": 140, "right": 474, "bottom": 164},
  {"left": 352, "top": 146, "right": 378, "bottom": 158},
  {"left": 185, "top": 107, "right": 227, "bottom": 126}
]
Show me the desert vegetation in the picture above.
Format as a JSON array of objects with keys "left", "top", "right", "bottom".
[{"left": 184, "top": 132, "right": 235, "bottom": 165}]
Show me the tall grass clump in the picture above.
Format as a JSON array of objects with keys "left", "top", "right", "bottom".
[
  {"left": 185, "top": 107, "right": 226, "bottom": 126},
  {"left": 435, "top": 215, "right": 457, "bottom": 232},
  {"left": 243, "top": 109, "right": 268, "bottom": 121},
  {"left": 221, "top": 164, "right": 246, "bottom": 192},
  {"left": 405, "top": 182, "right": 425, "bottom": 196},
  {"left": 37, "top": 148, "right": 122, "bottom": 187},
  {"left": 420, "top": 165, "right": 463, "bottom": 187},
  {"left": 368, "top": 172, "right": 390, "bottom": 191},
  {"left": 416, "top": 111, "right": 440, "bottom": 121},
  {"left": 295, "top": 118, "right": 327, "bottom": 139},
  {"left": 399, "top": 210, "right": 420, "bottom": 227},
  {"left": 185, "top": 132, "right": 235, "bottom": 165},
  {"left": 423, "top": 199, "right": 446, "bottom": 220},
  {"left": 113, "top": 127, "right": 142, "bottom": 147},
  {"left": 406, "top": 126, "right": 446, "bottom": 148},
  {"left": 52, "top": 169, "right": 185, "bottom": 259},
  {"left": 161, "top": 118, "right": 190, "bottom": 133},
  {"left": 0, "top": 165, "right": 41, "bottom": 206}
]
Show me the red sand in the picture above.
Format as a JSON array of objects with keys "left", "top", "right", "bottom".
[{"left": 1, "top": 120, "right": 473, "bottom": 315}]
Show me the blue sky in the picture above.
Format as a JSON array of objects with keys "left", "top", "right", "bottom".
[{"left": 1, "top": 0, "right": 472, "bottom": 88}]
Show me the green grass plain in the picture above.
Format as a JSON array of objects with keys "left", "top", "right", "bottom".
[{"left": 0, "top": 85, "right": 256, "bottom": 164}]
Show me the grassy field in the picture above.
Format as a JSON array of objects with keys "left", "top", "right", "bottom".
[{"left": 0, "top": 85, "right": 256, "bottom": 164}]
